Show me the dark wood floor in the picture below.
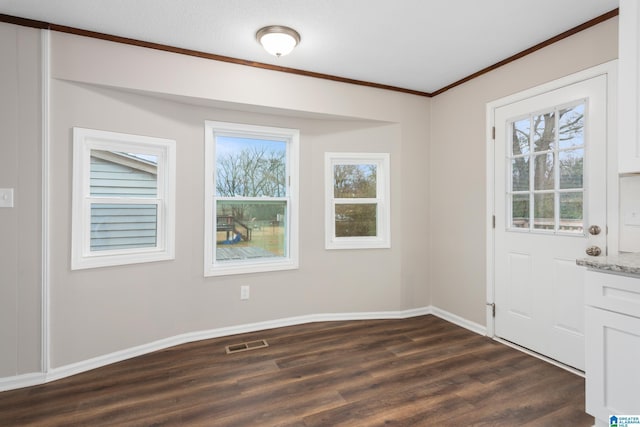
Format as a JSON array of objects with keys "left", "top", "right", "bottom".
[{"left": 0, "top": 315, "right": 593, "bottom": 426}]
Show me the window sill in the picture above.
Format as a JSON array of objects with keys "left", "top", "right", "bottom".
[
  {"left": 204, "top": 259, "right": 298, "bottom": 277},
  {"left": 71, "top": 249, "right": 175, "bottom": 270}
]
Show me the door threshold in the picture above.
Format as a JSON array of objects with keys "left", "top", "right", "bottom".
[{"left": 493, "top": 337, "right": 585, "bottom": 378}]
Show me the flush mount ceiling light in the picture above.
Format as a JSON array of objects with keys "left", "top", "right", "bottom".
[{"left": 256, "top": 25, "right": 301, "bottom": 57}]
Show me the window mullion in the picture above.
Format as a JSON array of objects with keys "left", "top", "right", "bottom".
[
  {"left": 554, "top": 107, "right": 560, "bottom": 233},
  {"left": 333, "top": 198, "right": 378, "bottom": 205},
  {"left": 528, "top": 116, "right": 534, "bottom": 231}
]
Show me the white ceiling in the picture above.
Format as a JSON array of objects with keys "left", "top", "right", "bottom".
[{"left": 0, "top": 0, "right": 619, "bottom": 94}]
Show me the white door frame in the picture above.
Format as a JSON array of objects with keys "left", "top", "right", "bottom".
[{"left": 485, "top": 61, "right": 619, "bottom": 339}]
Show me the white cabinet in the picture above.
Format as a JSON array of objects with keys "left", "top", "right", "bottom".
[
  {"left": 585, "top": 271, "right": 640, "bottom": 424},
  {"left": 619, "top": 0, "right": 640, "bottom": 173}
]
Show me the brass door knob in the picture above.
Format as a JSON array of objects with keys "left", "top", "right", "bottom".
[
  {"left": 586, "top": 246, "right": 602, "bottom": 256},
  {"left": 588, "top": 225, "right": 601, "bottom": 235}
]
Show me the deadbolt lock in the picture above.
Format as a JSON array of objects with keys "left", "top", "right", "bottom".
[{"left": 586, "top": 246, "right": 602, "bottom": 257}]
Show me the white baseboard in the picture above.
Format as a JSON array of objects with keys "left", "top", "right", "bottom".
[
  {"left": 430, "top": 306, "right": 487, "bottom": 336},
  {"left": 2, "top": 305, "right": 493, "bottom": 392},
  {"left": 0, "top": 372, "right": 47, "bottom": 393}
]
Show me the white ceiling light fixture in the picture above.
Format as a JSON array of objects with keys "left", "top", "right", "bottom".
[{"left": 256, "top": 25, "right": 301, "bottom": 58}]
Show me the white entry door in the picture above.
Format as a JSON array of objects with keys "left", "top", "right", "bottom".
[{"left": 493, "top": 74, "right": 608, "bottom": 371}]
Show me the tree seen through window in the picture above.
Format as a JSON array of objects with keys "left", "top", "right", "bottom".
[
  {"left": 509, "top": 102, "right": 585, "bottom": 233},
  {"left": 214, "top": 136, "right": 288, "bottom": 260}
]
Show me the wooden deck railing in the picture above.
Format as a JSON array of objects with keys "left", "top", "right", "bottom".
[{"left": 216, "top": 215, "right": 252, "bottom": 241}]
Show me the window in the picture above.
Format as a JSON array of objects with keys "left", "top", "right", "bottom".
[
  {"left": 325, "top": 152, "right": 390, "bottom": 249},
  {"left": 71, "top": 128, "right": 176, "bottom": 269},
  {"left": 507, "top": 100, "right": 585, "bottom": 234},
  {"left": 204, "top": 121, "right": 299, "bottom": 276}
]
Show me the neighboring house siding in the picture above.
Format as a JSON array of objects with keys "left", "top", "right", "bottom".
[{"left": 90, "top": 156, "right": 158, "bottom": 251}]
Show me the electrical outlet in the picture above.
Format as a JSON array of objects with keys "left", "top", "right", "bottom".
[{"left": 240, "top": 285, "right": 250, "bottom": 300}]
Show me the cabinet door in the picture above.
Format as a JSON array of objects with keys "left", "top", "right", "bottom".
[
  {"left": 619, "top": 0, "right": 640, "bottom": 173},
  {"left": 585, "top": 306, "right": 640, "bottom": 421}
]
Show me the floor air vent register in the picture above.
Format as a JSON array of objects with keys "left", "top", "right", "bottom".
[{"left": 225, "top": 339, "right": 269, "bottom": 354}]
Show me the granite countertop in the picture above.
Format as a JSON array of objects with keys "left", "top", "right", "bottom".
[{"left": 576, "top": 252, "right": 640, "bottom": 275}]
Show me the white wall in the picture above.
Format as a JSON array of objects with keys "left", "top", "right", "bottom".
[
  {"left": 47, "top": 32, "right": 431, "bottom": 368},
  {"left": 0, "top": 24, "right": 42, "bottom": 377},
  {"left": 429, "top": 17, "right": 619, "bottom": 326},
  {"left": 619, "top": 175, "right": 640, "bottom": 252}
]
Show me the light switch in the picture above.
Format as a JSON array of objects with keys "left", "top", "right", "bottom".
[{"left": 0, "top": 188, "right": 14, "bottom": 208}]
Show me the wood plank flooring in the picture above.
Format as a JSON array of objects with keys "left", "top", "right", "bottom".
[{"left": 0, "top": 315, "right": 593, "bottom": 426}]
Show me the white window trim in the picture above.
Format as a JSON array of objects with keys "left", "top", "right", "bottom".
[
  {"left": 325, "top": 152, "right": 391, "bottom": 250},
  {"left": 71, "top": 127, "right": 176, "bottom": 270},
  {"left": 204, "top": 121, "right": 299, "bottom": 276}
]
